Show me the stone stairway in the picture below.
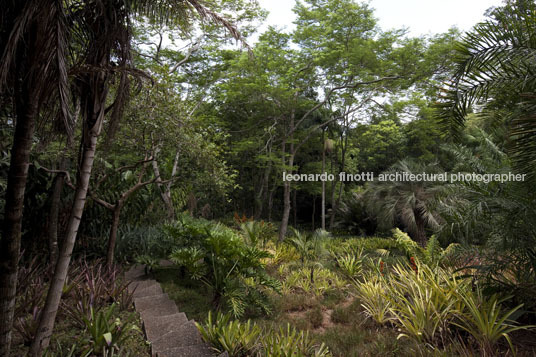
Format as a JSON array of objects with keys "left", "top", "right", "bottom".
[{"left": 125, "top": 265, "right": 214, "bottom": 357}]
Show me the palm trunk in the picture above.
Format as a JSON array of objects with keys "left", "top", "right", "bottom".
[
  {"left": 31, "top": 88, "right": 106, "bottom": 356},
  {"left": 48, "top": 172, "right": 64, "bottom": 269},
  {"left": 414, "top": 210, "right": 427, "bottom": 247},
  {"left": 0, "top": 88, "right": 38, "bottom": 357}
]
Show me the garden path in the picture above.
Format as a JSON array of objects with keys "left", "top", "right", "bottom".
[{"left": 126, "top": 264, "right": 214, "bottom": 357}]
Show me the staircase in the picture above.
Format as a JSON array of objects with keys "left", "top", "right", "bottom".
[{"left": 125, "top": 265, "right": 214, "bottom": 357}]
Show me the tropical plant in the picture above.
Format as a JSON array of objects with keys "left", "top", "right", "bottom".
[
  {"left": 383, "top": 263, "right": 468, "bottom": 345},
  {"left": 197, "top": 312, "right": 332, "bottom": 357},
  {"left": 133, "top": 255, "right": 160, "bottom": 275},
  {"left": 453, "top": 291, "right": 532, "bottom": 356},
  {"left": 289, "top": 228, "right": 331, "bottom": 283},
  {"left": 393, "top": 228, "right": 460, "bottom": 267},
  {"left": 195, "top": 312, "right": 261, "bottom": 357},
  {"left": 335, "top": 249, "right": 364, "bottom": 282},
  {"left": 261, "top": 324, "right": 331, "bottom": 357},
  {"left": 169, "top": 221, "right": 280, "bottom": 317},
  {"left": 354, "top": 276, "right": 391, "bottom": 325},
  {"left": 364, "top": 160, "right": 445, "bottom": 246},
  {"left": 81, "top": 304, "right": 135, "bottom": 356},
  {"left": 436, "top": 0, "right": 536, "bottom": 175}
]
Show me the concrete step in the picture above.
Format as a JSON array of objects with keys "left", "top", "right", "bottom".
[
  {"left": 151, "top": 321, "right": 203, "bottom": 354},
  {"left": 139, "top": 299, "right": 179, "bottom": 320},
  {"left": 133, "top": 283, "right": 163, "bottom": 299},
  {"left": 129, "top": 279, "right": 158, "bottom": 293},
  {"left": 135, "top": 293, "right": 171, "bottom": 312},
  {"left": 156, "top": 344, "right": 214, "bottom": 357},
  {"left": 125, "top": 265, "right": 146, "bottom": 280},
  {"left": 144, "top": 312, "right": 188, "bottom": 332},
  {"left": 145, "top": 315, "right": 189, "bottom": 341}
]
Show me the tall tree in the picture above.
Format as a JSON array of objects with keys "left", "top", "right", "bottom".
[
  {"left": 30, "top": 1, "right": 249, "bottom": 354},
  {"left": 0, "top": 1, "right": 72, "bottom": 354}
]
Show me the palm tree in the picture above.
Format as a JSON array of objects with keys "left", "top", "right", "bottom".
[
  {"left": 364, "top": 160, "right": 444, "bottom": 246},
  {"left": 289, "top": 228, "right": 331, "bottom": 283},
  {"left": 436, "top": 0, "right": 536, "bottom": 175},
  {"left": 0, "top": 1, "right": 73, "bottom": 354}
]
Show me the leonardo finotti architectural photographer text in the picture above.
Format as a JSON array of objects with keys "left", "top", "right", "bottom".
[{"left": 283, "top": 171, "right": 527, "bottom": 184}]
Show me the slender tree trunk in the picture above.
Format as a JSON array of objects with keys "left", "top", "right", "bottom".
[
  {"left": 48, "top": 172, "right": 64, "bottom": 269},
  {"left": 293, "top": 189, "right": 297, "bottom": 227},
  {"left": 279, "top": 115, "right": 295, "bottom": 242},
  {"left": 268, "top": 180, "right": 276, "bottom": 222},
  {"left": 321, "top": 129, "right": 326, "bottom": 230},
  {"left": 311, "top": 195, "right": 316, "bottom": 230},
  {"left": 106, "top": 206, "right": 121, "bottom": 266},
  {"left": 280, "top": 179, "right": 291, "bottom": 241},
  {"left": 329, "top": 151, "right": 337, "bottom": 229},
  {"left": 152, "top": 148, "right": 177, "bottom": 220},
  {"left": 0, "top": 88, "right": 38, "bottom": 357},
  {"left": 31, "top": 84, "right": 107, "bottom": 356}
]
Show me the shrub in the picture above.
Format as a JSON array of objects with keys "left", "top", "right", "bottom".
[
  {"left": 453, "top": 291, "right": 531, "bottom": 355},
  {"left": 60, "top": 259, "right": 134, "bottom": 328},
  {"left": 169, "top": 220, "right": 280, "bottom": 317},
  {"left": 197, "top": 312, "right": 332, "bottom": 357},
  {"left": 354, "top": 276, "right": 391, "bottom": 325},
  {"left": 240, "top": 220, "right": 276, "bottom": 247},
  {"left": 334, "top": 250, "right": 364, "bottom": 282},
  {"left": 80, "top": 303, "right": 135, "bottom": 356},
  {"left": 284, "top": 267, "right": 345, "bottom": 298},
  {"left": 196, "top": 312, "right": 261, "bottom": 357}
]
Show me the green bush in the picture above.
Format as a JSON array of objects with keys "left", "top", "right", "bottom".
[
  {"left": 196, "top": 312, "right": 261, "bottom": 357},
  {"left": 354, "top": 262, "right": 534, "bottom": 354},
  {"left": 196, "top": 312, "right": 331, "bottom": 357},
  {"left": 81, "top": 303, "right": 135, "bottom": 356},
  {"left": 169, "top": 219, "right": 280, "bottom": 317}
]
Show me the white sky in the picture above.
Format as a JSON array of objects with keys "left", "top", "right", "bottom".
[{"left": 256, "top": 0, "right": 504, "bottom": 39}]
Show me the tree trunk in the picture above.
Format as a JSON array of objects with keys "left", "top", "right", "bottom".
[
  {"left": 311, "top": 195, "right": 316, "bottom": 230},
  {"left": 329, "top": 164, "right": 337, "bottom": 229},
  {"left": 293, "top": 189, "right": 297, "bottom": 227},
  {"left": 279, "top": 180, "right": 291, "bottom": 241},
  {"left": 106, "top": 206, "right": 121, "bottom": 266},
  {"left": 0, "top": 88, "right": 38, "bottom": 357},
  {"left": 152, "top": 149, "right": 177, "bottom": 220},
  {"left": 48, "top": 172, "right": 64, "bottom": 270},
  {"left": 31, "top": 86, "right": 106, "bottom": 356},
  {"left": 279, "top": 152, "right": 294, "bottom": 241},
  {"left": 321, "top": 129, "right": 326, "bottom": 230},
  {"left": 268, "top": 180, "right": 276, "bottom": 222},
  {"left": 414, "top": 210, "right": 427, "bottom": 247}
]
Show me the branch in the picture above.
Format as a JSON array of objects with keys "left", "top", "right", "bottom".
[
  {"left": 94, "top": 157, "right": 154, "bottom": 191},
  {"left": 36, "top": 165, "right": 75, "bottom": 190},
  {"left": 290, "top": 76, "right": 400, "bottom": 137},
  {"left": 169, "top": 35, "right": 204, "bottom": 74},
  {"left": 89, "top": 193, "right": 114, "bottom": 211}
]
